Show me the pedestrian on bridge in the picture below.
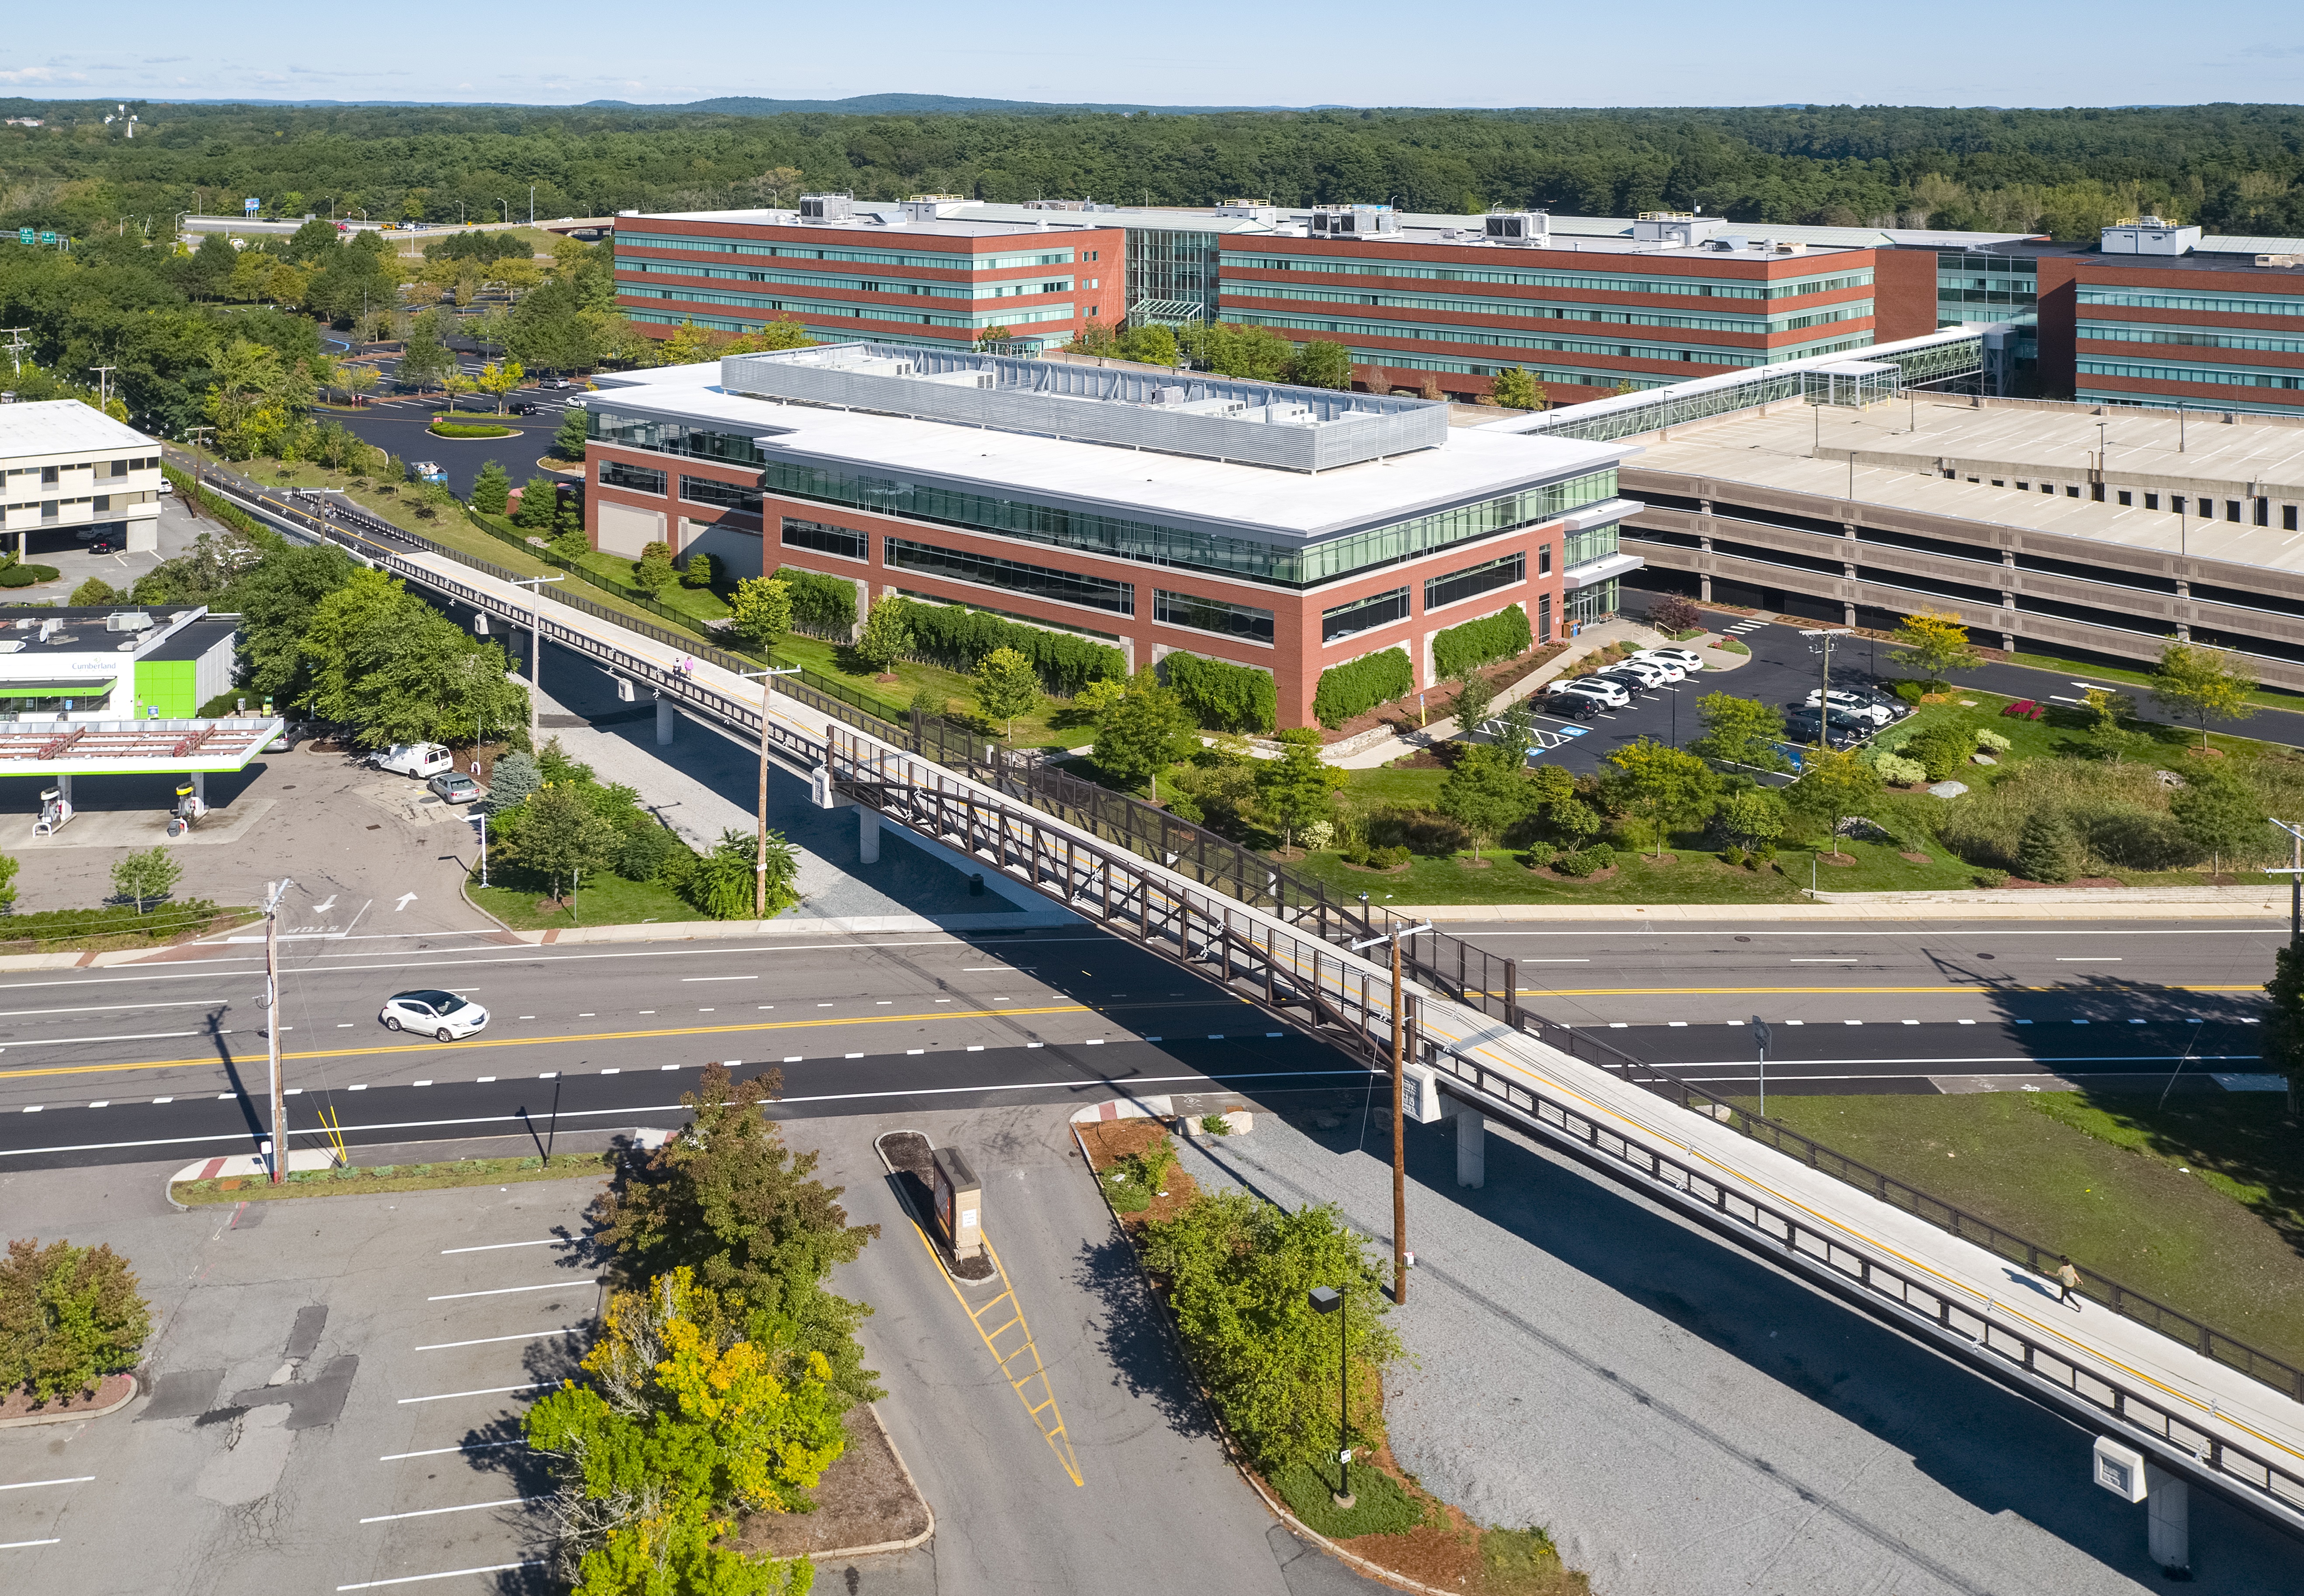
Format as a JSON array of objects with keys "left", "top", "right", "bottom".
[{"left": 2055, "top": 1255, "right": 2082, "bottom": 1307}]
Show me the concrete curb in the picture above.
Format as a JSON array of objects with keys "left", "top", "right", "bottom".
[
  {"left": 504, "top": 910, "right": 1077, "bottom": 945},
  {"left": 1067, "top": 1115, "right": 1469, "bottom": 1596},
  {"left": 0, "top": 1370, "right": 139, "bottom": 1430}
]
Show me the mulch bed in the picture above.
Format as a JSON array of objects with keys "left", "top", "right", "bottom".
[
  {"left": 1456, "top": 857, "right": 1492, "bottom": 870},
  {"left": 1900, "top": 851, "right": 1933, "bottom": 865},
  {"left": 0, "top": 1372, "right": 134, "bottom": 1424},
  {"left": 738, "top": 1402, "right": 930, "bottom": 1559},
  {"left": 1343, "top": 860, "right": 1412, "bottom": 876},
  {"left": 1313, "top": 642, "right": 1572, "bottom": 746},
  {"left": 1818, "top": 851, "right": 1860, "bottom": 867},
  {"left": 1076, "top": 1118, "right": 1200, "bottom": 1227},
  {"left": 877, "top": 1131, "right": 994, "bottom": 1281}
]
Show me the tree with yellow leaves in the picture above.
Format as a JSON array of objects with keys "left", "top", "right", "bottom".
[
  {"left": 526, "top": 1267, "right": 843, "bottom": 1596},
  {"left": 1888, "top": 609, "right": 1983, "bottom": 690}
]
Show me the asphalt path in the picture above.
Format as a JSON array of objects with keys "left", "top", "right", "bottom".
[{"left": 0, "top": 926, "right": 1377, "bottom": 1173}]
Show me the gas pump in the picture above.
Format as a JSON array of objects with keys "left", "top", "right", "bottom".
[
  {"left": 32, "top": 785, "right": 72, "bottom": 838},
  {"left": 166, "top": 780, "right": 207, "bottom": 838}
]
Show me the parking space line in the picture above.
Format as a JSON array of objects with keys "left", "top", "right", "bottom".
[
  {"left": 440, "top": 1239, "right": 566, "bottom": 1254},
  {"left": 337, "top": 1559, "right": 547, "bottom": 1589},
  {"left": 429, "top": 1280, "right": 594, "bottom": 1301},
  {"left": 396, "top": 1383, "right": 551, "bottom": 1405},
  {"left": 1, "top": 1538, "right": 62, "bottom": 1549},
  {"left": 0, "top": 1475, "right": 94, "bottom": 1491},
  {"left": 378, "top": 1440, "right": 528, "bottom": 1462},
  {"left": 415, "top": 1327, "right": 583, "bottom": 1351},
  {"left": 359, "top": 1495, "right": 541, "bottom": 1524}
]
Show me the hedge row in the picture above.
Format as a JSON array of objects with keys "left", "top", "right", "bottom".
[
  {"left": 1312, "top": 647, "right": 1412, "bottom": 728},
  {"left": 774, "top": 566, "right": 857, "bottom": 639},
  {"left": 1431, "top": 603, "right": 1531, "bottom": 680},
  {"left": 162, "top": 465, "right": 268, "bottom": 541},
  {"left": 898, "top": 600, "right": 1125, "bottom": 695},
  {"left": 1163, "top": 651, "right": 1276, "bottom": 733}
]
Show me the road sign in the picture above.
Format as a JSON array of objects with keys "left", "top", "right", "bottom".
[
  {"left": 244, "top": 197, "right": 260, "bottom": 214},
  {"left": 16, "top": 228, "right": 30, "bottom": 245},
  {"left": 1749, "top": 1016, "right": 1771, "bottom": 1053}
]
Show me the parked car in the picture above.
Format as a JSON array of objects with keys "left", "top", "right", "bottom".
[
  {"left": 379, "top": 988, "right": 489, "bottom": 1041},
  {"left": 507, "top": 400, "right": 540, "bottom": 415},
  {"left": 540, "top": 376, "right": 575, "bottom": 390},
  {"left": 1545, "top": 676, "right": 1631, "bottom": 709},
  {"left": 408, "top": 460, "right": 447, "bottom": 484},
  {"left": 369, "top": 742, "right": 455, "bottom": 779},
  {"left": 428, "top": 771, "right": 483, "bottom": 804},
  {"left": 1600, "top": 658, "right": 1675, "bottom": 688},
  {"left": 156, "top": 477, "right": 173, "bottom": 495},
  {"left": 1545, "top": 692, "right": 1605, "bottom": 722},
  {"left": 1630, "top": 647, "right": 1704, "bottom": 672},
  {"left": 1802, "top": 688, "right": 1899, "bottom": 726},
  {"left": 1784, "top": 706, "right": 1874, "bottom": 747}
]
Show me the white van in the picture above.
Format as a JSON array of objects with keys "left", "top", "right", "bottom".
[{"left": 368, "top": 742, "right": 455, "bottom": 779}]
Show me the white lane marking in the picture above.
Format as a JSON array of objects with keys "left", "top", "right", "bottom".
[
  {"left": 440, "top": 1239, "right": 566, "bottom": 1254},
  {"left": 413, "top": 1080, "right": 431, "bottom": 1087},
  {"left": 394, "top": 893, "right": 418, "bottom": 911},
  {"left": 152, "top": 1096, "right": 172, "bottom": 1103},
  {"left": 907, "top": 1049, "right": 924, "bottom": 1055},
  {"left": 395, "top": 1383, "right": 551, "bottom": 1405},
  {"left": 20, "top": 1107, "right": 37, "bottom": 1113},
  {"left": 338, "top": 1023, "right": 354, "bottom": 1028},
  {"left": 216, "top": 1093, "right": 234, "bottom": 1100},
  {"left": 427, "top": 1280, "right": 595, "bottom": 1301},
  {"left": 0, "top": 1475, "right": 94, "bottom": 1491},
  {"left": 378, "top": 1440, "right": 527, "bottom": 1462},
  {"left": 682, "top": 975, "right": 757, "bottom": 982},
  {"left": 1788, "top": 958, "right": 1860, "bottom": 964},
  {"left": 0, "top": 1028, "right": 201, "bottom": 1048},
  {"left": 0, "top": 1538, "right": 62, "bottom": 1549},
  {"left": 349, "top": 1084, "right": 367, "bottom": 1091},
  {"left": 416, "top": 1328, "right": 582, "bottom": 1351},
  {"left": 337, "top": 1560, "right": 547, "bottom": 1590},
  {"left": 844, "top": 1052, "right": 862, "bottom": 1059},
  {"left": 1518, "top": 958, "right": 1591, "bottom": 964},
  {"left": 966, "top": 1045, "right": 983, "bottom": 1051},
  {"left": 963, "top": 966, "right": 1034, "bottom": 971},
  {"left": 2056, "top": 957, "right": 2123, "bottom": 962},
  {"left": 87, "top": 1100, "right": 106, "bottom": 1107},
  {"left": 784, "top": 1055, "right": 801, "bottom": 1062},
  {"left": 0, "top": 999, "right": 222, "bottom": 1019},
  {"left": 476, "top": 1076, "right": 495, "bottom": 1083},
  {"left": 600, "top": 1068, "right": 618, "bottom": 1075}
]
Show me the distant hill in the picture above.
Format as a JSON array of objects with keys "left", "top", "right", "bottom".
[{"left": 577, "top": 94, "right": 1350, "bottom": 116}]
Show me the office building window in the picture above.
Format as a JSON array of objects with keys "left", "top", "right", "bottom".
[
  {"left": 1322, "top": 586, "right": 1410, "bottom": 644},
  {"left": 1424, "top": 551, "right": 1526, "bottom": 612},
  {"left": 884, "top": 535, "right": 1134, "bottom": 615},
  {"left": 782, "top": 517, "right": 867, "bottom": 561},
  {"left": 1536, "top": 592, "right": 1552, "bottom": 644},
  {"left": 598, "top": 460, "right": 666, "bottom": 496},
  {"left": 1154, "top": 589, "right": 1274, "bottom": 643},
  {"left": 1537, "top": 543, "right": 1553, "bottom": 576},
  {"left": 681, "top": 475, "right": 762, "bottom": 514}
]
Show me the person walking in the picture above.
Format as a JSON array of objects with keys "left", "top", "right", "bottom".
[{"left": 2056, "top": 1254, "right": 2082, "bottom": 1308}]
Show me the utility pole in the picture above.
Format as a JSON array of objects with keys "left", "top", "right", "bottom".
[
  {"left": 529, "top": 185, "right": 535, "bottom": 226},
  {"left": 1801, "top": 628, "right": 1853, "bottom": 751},
  {"left": 89, "top": 364, "right": 118, "bottom": 412},
  {"left": 1350, "top": 917, "right": 1430, "bottom": 1303},
  {"left": 508, "top": 576, "right": 564, "bottom": 731},
  {"left": 736, "top": 666, "right": 801, "bottom": 916},
  {"left": 0, "top": 328, "right": 28, "bottom": 376},
  {"left": 262, "top": 878, "right": 293, "bottom": 1183},
  {"left": 2268, "top": 819, "right": 2304, "bottom": 949}
]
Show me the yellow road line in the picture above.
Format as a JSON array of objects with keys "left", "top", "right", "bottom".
[
  {"left": 0, "top": 1004, "right": 1090, "bottom": 1085},
  {"left": 1509, "top": 984, "right": 2265, "bottom": 997},
  {"left": 908, "top": 1218, "right": 1083, "bottom": 1486}
]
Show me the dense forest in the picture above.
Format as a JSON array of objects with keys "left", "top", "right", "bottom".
[{"left": 2, "top": 101, "right": 2302, "bottom": 241}]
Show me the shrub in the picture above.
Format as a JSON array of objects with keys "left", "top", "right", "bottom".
[
  {"left": 1873, "top": 753, "right": 1930, "bottom": 785},
  {"left": 1905, "top": 723, "right": 1978, "bottom": 780},
  {"left": 0, "top": 564, "right": 59, "bottom": 588},
  {"left": 1164, "top": 652, "right": 1277, "bottom": 733},
  {"left": 899, "top": 599, "right": 1124, "bottom": 695},
  {"left": 69, "top": 576, "right": 121, "bottom": 606},
  {"left": 0, "top": 1238, "right": 153, "bottom": 1401},
  {"left": 2016, "top": 810, "right": 2084, "bottom": 883},
  {"left": 1712, "top": 636, "right": 1747, "bottom": 655},
  {"left": 680, "top": 552, "right": 718, "bottom": 591},
  {"left": 1892, "top": 680, "right": 1927, "bottom": 704},
  {"left": 773, "top": 566, "right": 857, "bottom": 637},
  {"left": 1648, "top": 594, "right": 1704, "bottom": 635},
  {"left": 632, "top": 540, "right": 677, "bottom": 596},
  {"left": 1520, "top": 840, "right": 1557, "bottom": 867},
  {"left": 1552, "top": 843, "right": 1616, "bottom": 877},
  {"left": 1430, "top": 604, "right": 1531, "bottom": 680},
  {"left": 1974, "top": 728, "right": 2013, "bottom": 752},
  {"left": 1312, "top": 648, "right": 1413, "bottom": 728},
  {"left": 1719, "top": 844, "right": 1747, "bottom": 867}
]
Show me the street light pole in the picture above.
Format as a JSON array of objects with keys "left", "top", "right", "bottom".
[
  {"left": 508, "top": 576, "right": 564, "bottom": 732},
  {"left": 1307, "top": 1286, "right": 1352, "bottom": 1508},
  {"left": 736, "top": 666, "right": 801, "bottom": 917},
  {"left": 1749, "top": 1014, "right": 1772, "bottom": 1120},
  {"left": 262, "top": 878, "right": 293, "bottom": 1183}
]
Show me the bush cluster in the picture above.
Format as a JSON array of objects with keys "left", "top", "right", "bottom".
[
  {"left": 1312, "top": 648, "right": 1413, "bottom": 728},
  {"left": 1430, "top": 604, "right": 1531, "bottom": 680},
  {"left": 1549, "top": 843, "right": 1618, "bottom": 877},
  {"left": 0, "top": 563, "right": 61, "bottom": 588},
  {"left": 774, "top": 565, "right": 857, "bottom": 637},
  {"left": 1163, "top": 652, "right": 1277, "bottom": 733},
  {"left": 898, "top": 600, "right": 1125, "bottom": 695},
  {"left": 0, "top": 1238, "right": 152, "bottom": 1402}
]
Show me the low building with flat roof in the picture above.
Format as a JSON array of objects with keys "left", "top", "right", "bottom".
[
  {"left": 1613, "top": 392, "right": 2304, "bottom": 687},
  {"left": 580, "top": 343, "right": 1641, "bottom": 727},
  {"left": 0, "top": 399, "right": 164, "bottom": 559}
]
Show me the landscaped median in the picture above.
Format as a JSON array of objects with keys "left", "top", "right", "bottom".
[
  {"left": 1076, "top": 1102, "right": 1589, "bottom": 1595},
  {"left": 169, "top": 1151, "right": 616, "bottom": 1204}
]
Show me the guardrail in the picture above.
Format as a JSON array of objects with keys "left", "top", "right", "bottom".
[{"left": 194, "top": 453, "right": 2304, "bottom": 1423}]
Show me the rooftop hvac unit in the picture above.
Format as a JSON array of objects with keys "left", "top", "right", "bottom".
[
  {"left": 1483, "top": 211, "right": 1548, "bottom": 246},
  {"left": 916, "top": 369, "right": 993, "bottom": 389},
  {"left": 1310, "top": 208, "right": 1398, "bottom": 236},
  {"left": 798, "top": 194, "right": 855, "bottom": 222},
  {"left": 104, "top": 611, "right": 153, "bottom": 633}
]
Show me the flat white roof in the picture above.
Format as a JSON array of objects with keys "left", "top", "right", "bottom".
[
  {"left": 592, "top": 361, "right": 1630, "bottom": 544},
  {"left": 0, "top": 400, "right": 158, "bottom": 461},
  {"left": 630, "top": 208, "right": 1112, "bottom": 240}
]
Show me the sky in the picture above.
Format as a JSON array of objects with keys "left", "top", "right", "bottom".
[{"left": 2, "top": 0, "right": 2300, "bottom": 108}]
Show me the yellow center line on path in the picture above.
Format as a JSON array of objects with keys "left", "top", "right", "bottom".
[
  {"left": 0, "top": 1004, "right": 1091, "bottom": 1085},
  {"left": 1512, "top": 984, "right": 2265, "bottom": 997}
]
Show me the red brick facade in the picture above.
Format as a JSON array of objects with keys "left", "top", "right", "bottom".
[{"left": 2033, "top": 255, "right": 2304, "bottom": 413}]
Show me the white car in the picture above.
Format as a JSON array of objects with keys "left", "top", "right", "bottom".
[
  {"left": 1803, "top": 688, "right": 1898, "bottom": 725},
  {"left": 369, "top": 742, "right": 455, "bottom": 779},
  {"left": 1631, "top": 647, "right": 1703, "bottom": 672},
  {"left": 1545, "top": 676, "right": 1631, "bottom": 709},
  {"left": 1598, "top": 659, "right": 1676, "bottom": 688},
  {"left": 380, "top": 989, "right": 489, "bottom": 1041}
]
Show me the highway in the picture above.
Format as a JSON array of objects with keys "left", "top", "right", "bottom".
[{"left": 0, "top": 925, "right": 1372, "bottom": 1172}]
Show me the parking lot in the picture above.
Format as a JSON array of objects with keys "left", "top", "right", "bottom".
[{"left": 0, "top": 1160, "right": 604, "bottom": 1591}]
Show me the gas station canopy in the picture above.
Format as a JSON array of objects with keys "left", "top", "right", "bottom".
[{"left": 0, "top": 717, "right": 286, "bottom": 776}]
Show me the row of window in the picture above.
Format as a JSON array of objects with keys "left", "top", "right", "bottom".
[
  {"left": 1227, "top": 309, "right": 1767, "bottom": 367},
  {"left": 2079, "top": 323, "right": 2304, "bottom": 357},
  {"left": 2077, "top": 288, "right": 2304, "bottom": 319},
  {"left": 1334, "top": 338, "right": 1877, "bottom": 389},
  {"left": 621, "top": 284, "right": 1077, "bottom": 329},
  {"left": 1225, "top": 254, "right": 1871, "bottom": 302},
  {"left": 1319, "top": 547, "right": 1548, "bottom": 643},
  {"left": 0, "top": 456, "right": 157, "bottom": 484},
  {"left": 625, "top": 310, "right": 1055, "bottom": 350},
  {"left": 1221, "top": 281, "right": 1870, "bottom": 335},
  {"left": 621, "top": 257, "right": 1069, "bottom": 301},
  {"left": 2077, "top": 357, "right": 2304, "bottom": 390},
  {"left": 614, "top": 232, "right": 1076, "bottom": 271}
]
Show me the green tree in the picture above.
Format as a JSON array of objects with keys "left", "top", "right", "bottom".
[
  {"left": 2016, "top": 810, "right": 2085, "bottom": 883},
  {"left": 1604, "top": 737, "right": 1715, "bottom": 858},
  {"left": 1450, "top": 669, "right": 1494, "bottom": 732},
  {"left": 482, "top": 749, "right": 541, "bottom": 813},
  {"left": 853, "top": 596, "right": 913, "bottom": 673},
  {"left": 2082, "top": 687, "right": 2153, "bottom": 764},
  {"left": 2170, "top": 766, "right": 2263, "bottom": 878},
  {"left": 1493, "top": 698, "right": 1536, "bottom": 772},
  {"left": 972, "top": 645, "right": 1040, "bottom": 739},
  {"left": 469, "top": 459, "right": 511, "bottom": 516},
  {"left": 1710, "top": 787, "right": 1788, "bottom": 852},
  {"left": 1888, "top": 610, "right": 1984, "bottom": 688},
  {"left": 682, "top": 828, "right": 799, "bottom": 921},
  {"left": 2151, "top": 638, "right": 2257, "bottom": 748},
  {"left": 396, "top": 311, "right": 454, "bottom": 393},
  {"left": 1255, "top": 727, "right": 1346, "bottom": 852},
  {"left": 524, "top": 1265, "right": 837, "bottom": 1596},
  {"left": 553, "top": 407, "right": 590, "bottom": 460},
  {"left": 516, "top": 475, "right": 562, "bottom": 531},
  {"left": 1689, "top": 692, "right": 1790, "bottom": 772},
  {"left": 1789, "top": 749, "right": 1883, "bottom": 861},
  {"left": 1117, "top": 323, "right": 1178, "bottom": 367},
  {"left": 0, "top": 1239, "right": 153, "bottom": 1402},
  {"left": 1092, "top": 672, "right": 1193, "bottom": 791},
  {"left": 230, "top": 538, "right": 361, "bottom": 708},
  {"left": 728, "top": 576, "right": 793, "bottom": 651},
  {"left": 475, "top": 359, "right": 525, "bottom": 413},
  {"left": 1439, "top": 742, "right": 1525, "bottom": 856},
  {"left": 591, "top": 1062, "right": 882, "bottom": 1413},
  {"left": 632, "top": 539, "right": 679, "bottom": 597},
  {"left": 2261, "top": 943, "right": 2304, "bottom": 1117},
  {"left": 1490, "top": 367, "right": 1545, "bottom": 410},
  {"left": 110, "top": 846, "right": 181, "bottom": 913},
  {"left": 1138, "top": 1190, "right": 1399, "bottom": 1477},
  {"left": 508, "top": 781, "right": 618, "bottom": 909},
  {"left": 1288, "top": 339, "right": 1353, "bottom": 389},
  {"left": 0, "top": 852, "right": 16, "bottom": 913},
  {"left": 69, "top": 576, "right": 121, "bottom": 606}
]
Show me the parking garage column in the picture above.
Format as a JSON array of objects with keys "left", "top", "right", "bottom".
[
  {"left": 1454, "top": 1105, "right": 1485, "bottom": 1189},
  {"left": 655, "top": 692, "right": 674, "bottom": 746}
]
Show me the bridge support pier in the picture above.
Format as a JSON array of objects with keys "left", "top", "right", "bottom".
[
  {"left": 1455, "top": 1106, "right": 1485, "bottom": 1190},
  {"left": 858, "top": 806, "right": 881, "bottom": 865},
  {"left": 655, "top": 693, "right": 674, "bottom": 746},
  {"left": 2145, "top": 1465, "right": 2189, "bottom": 1577}
]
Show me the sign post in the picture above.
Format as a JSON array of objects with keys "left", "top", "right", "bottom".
[{"left": 1749, "top": 1015, "right": 1772, "bottom": 1120}]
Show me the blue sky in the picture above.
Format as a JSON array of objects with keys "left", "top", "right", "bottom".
[{"left": 4, "top": 0, "right": 2298, "bottom": 108}]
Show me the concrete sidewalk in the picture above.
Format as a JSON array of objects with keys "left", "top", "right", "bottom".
[{"left": 1388, "top": 885, "right": 2289, "bottom": 921}]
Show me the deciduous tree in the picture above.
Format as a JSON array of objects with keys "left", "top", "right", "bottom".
[
  {"left": 1689, "top": 692, "right": 1790, "bottom": 772},
  {"left": 728, "top": 576, "right": 792, "bottom": 651},
  {"left": 0, "top": 1239, "right": 153, "bottom": 1402},
  {"left": 110, "top": 846, "right": 181, "bottom": 913},
  {"left": 1091, "top": 671, "right": 1192, "bottom": 791},
  {"left": 1788, "top": 748, "right": 1883, "bottom": 860},
  {"left": 2171, "top": 765, "right": 2263, "bottom": 878},
  {"left": 2151, "top": 638, "right": 2257, "bottom": 748},
  {"left": 1255, "top": 727, "right": 1346, "bottom": 852},
  {"left": 1888, "top": 610, "right": 1983, "bottom": 687},
  {"left": 972, "top": 646, "right": 1039, "bottom": 739},
  {"left": 1604, "top": 737, "right": 1715, "bottom": 858},
  {"left": 1439, "top": 742, "right": 1525, "bottom": 856},
  {"left": 853, "top": 596, "right": 913, "bottom": 673},
  {"left": 1490, "top": 367, "right": 1544, "bottom": 410}
]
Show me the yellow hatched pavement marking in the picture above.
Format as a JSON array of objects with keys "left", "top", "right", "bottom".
[{"left": 910, "top": 1219, "right": 1083, "bottom": 1487}]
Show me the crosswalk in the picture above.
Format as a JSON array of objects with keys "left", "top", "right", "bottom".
[{"left": 1721, "top": 617, "right": 1768, "bottom": 636}]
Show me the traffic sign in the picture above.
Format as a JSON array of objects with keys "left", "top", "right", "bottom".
[{"left": 244, "top": 197, "right": 260, "bottom": 214}]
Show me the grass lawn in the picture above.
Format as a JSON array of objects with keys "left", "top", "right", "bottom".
[
  {"left": 1284, "top": 838, "right": 1992, "bottom": 906},
  {"left": 470, "top": 869, "right": 703, "bottom": 930},
  {"left": 172, "top": 1152, "right": 614, "bottom": 1204},
  {"left": 2009, "top": 649, "right": 2304, "bottom": 715},
  {"left": 766, "top": 631, "right": 1086, "bottom": 749},
  {"left": 1738, "top": 1090, "right": 2304, "bottom": 1369}
]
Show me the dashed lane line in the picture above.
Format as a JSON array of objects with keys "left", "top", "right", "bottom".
[{"left": 337, "top": 1560, "right": 548, "bottom": 1590}]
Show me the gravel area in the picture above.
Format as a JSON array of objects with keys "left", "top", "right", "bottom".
[{"left": 1168, "top": 1096, "right": 2302, "bottom": 1595}]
